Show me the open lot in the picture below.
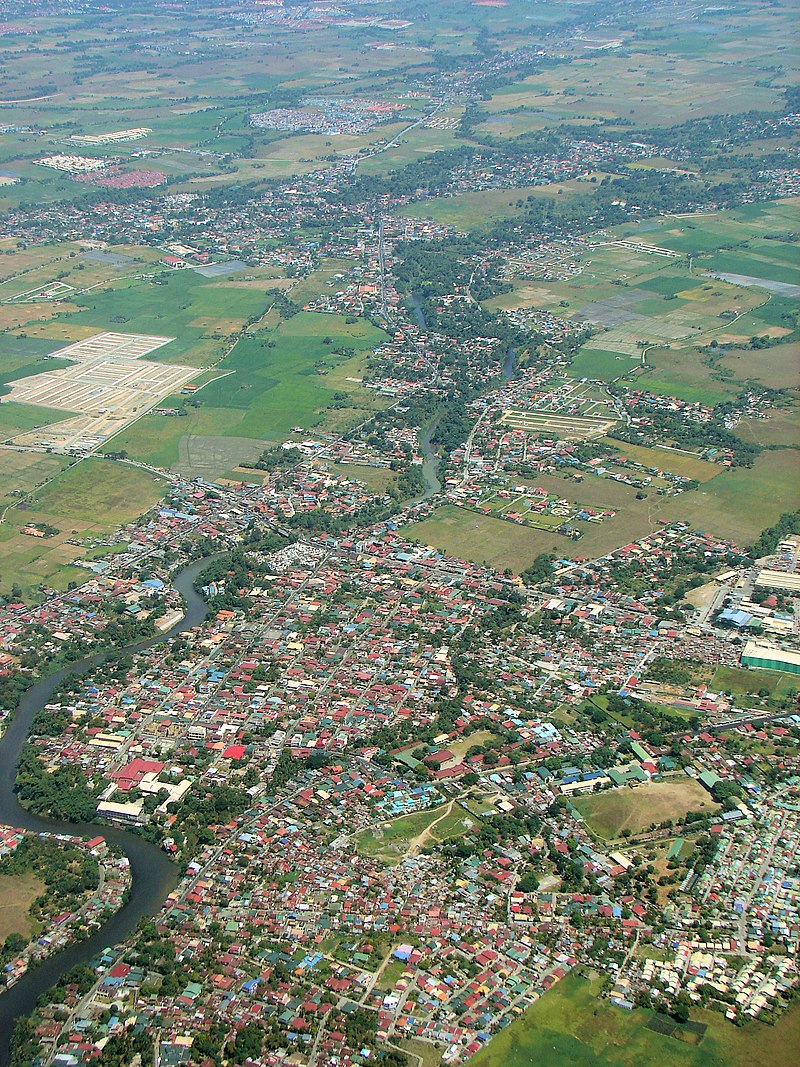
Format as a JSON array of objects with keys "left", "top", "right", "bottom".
[
  {"left": 660, "top": 449, "right": 800, "bottom": 546},
  {"left": 719, "top": 342, "right": 800, "bottom": 392},
  {"left": 400, "top": 180, "right": 597, "bottom": 231},
  {"left": 0, "top": 449, "right": 69, "bottom": 516},
  {"left": 574, "top": 780, "right": 718, "bottom": 840},
  {"left": 0, "top": 871, "right": 43, "bottom": 943},
  {"left": 711, "top": 665, "right": 797, "bottom": 698},
  {"left": 355, "top": 802, "right": 475, "bottom": 865}
]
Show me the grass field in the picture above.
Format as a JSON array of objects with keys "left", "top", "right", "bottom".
[
  {"left": 735, "top": 407, "right": 800, "bottom": 450},
  {"left": 0, "top": 457, "right": 165, "bottom": 597},
  {"left": 355, "top": 802, "right": 475, "bottom": 865},
  {"left": 712, "top": 665, "right": 797, "bottom": 697},
  {"left": 0, "top": 450, "right": 69, "bottom": 515},
  {"left": 400, "top": 180, "right": 597, "bottom": 230},
  {"left": 660, "top": 449, "right": 800, "bottom": 546},
  {"left": 0, "top": 871, "right": 43, "bottom": 942},
  {"left": 569, "top": 348, "right": 642, "bottom": 382},
  {"left": 603, "top": 440, "right": 722, "bottom": 484},
  {"left": 27, "top": 458, "right": 164, "bottom": 524},
  {"left": 471, "top": 972, "right": 800, "bottom": 1067},
  {"left": 15, "top": 269, "right": 274, "bottom": 368},
  {"left": 574, "top": 780, "right": 718, "bottom": 840},
  {"left": 0, "top": 400, "right": 73, "bottom": 443},
  {"left": 719, "top": 342, "right": 800, "bottom": 391},
  {"left": 406, "top": 504, "right": 564, "bottom": 572}
]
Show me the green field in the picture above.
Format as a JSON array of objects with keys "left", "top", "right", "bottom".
[
  {"left": 0, "top": 450, "right": 69, "bottom": 516},
  {"left": 19, "top": 269, "right": 275, "bottom": 368},
  {"left": 406, "top": 504, "right": 565, "bottom": 572},
  {"left": 0, "top": 401, "right": 72, "bottom": 443},
  {"left": 355, "top": 801, "right": 475, "bottom": 865},
  {"left": 660, "top": 449, "right": 800, "bottom": 546},
  {"left": 0, "top": 458, "right": 165, "bottom": 597},
  {"left": 574, "top": 780, "right": 718, "bottom": 840},
  {"left": 711, "top": 665, "right": 797, "bottom": 698},
  {"left": 472, "top": 972, "right": 800, "bottom": 1067},
  {"left": 569, "top": 349, "right": 641, "bottom": 382},
  {"left": 400, "top": 180, "right": 597, "bottom": 231},
  {"left": 103, "top": 311, "right": 389, "bottom": 468}
]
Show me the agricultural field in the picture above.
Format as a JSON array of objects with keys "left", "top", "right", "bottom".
[
  {"left": 0, "top": 457, "right": 165, "bottom": 597},
  {"left": 472, "top": 972, "right": 800, "bottom": 1067},
  {"left": 400, "top": 181, "right": 597, "bottom": 231},
  {"left": 574, "top": 780, "right": 718, "bottom": 841},
  {"left": 0, "top": 449, "right": 69, "bottom": 516},
  {"left": 473, "top": 2, "right": 795, "bottom": 135},
  {"left": 485, "top": 205, "right": 798, "bottom": 394},
  {"left": 103, "top": 311, "right": 389, "bottom": 470},
  {"left": 660, "top": 449, "right": 800, "bottom": 545}
]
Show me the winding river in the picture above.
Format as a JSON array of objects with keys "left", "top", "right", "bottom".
[{"left": 0, "top": 555, "right": 217, "bottom": 1065}]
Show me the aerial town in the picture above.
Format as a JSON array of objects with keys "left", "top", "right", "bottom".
[{"left": 0, "top": 1, "right": 797, "bottom": 1066}]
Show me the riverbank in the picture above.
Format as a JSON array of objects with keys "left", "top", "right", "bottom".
[{"left": 0, "top": 554, "right": 218, "bottom": 1067}]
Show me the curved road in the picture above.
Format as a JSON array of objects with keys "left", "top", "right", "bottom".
[{"left": 0, "top": 555, "right": 218, "bottom": 1065}]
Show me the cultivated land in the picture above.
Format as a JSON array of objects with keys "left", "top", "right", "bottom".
[
  {"left": 0, "top": 457, "right": 164, "bottom": 597},
  {"left": 574, "top": 780, "right": 719, "bottom": 841},
  {"left": 471, "top": 973, "right": 800, "bottom": 1067}
]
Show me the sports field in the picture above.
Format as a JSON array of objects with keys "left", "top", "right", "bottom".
[{"left": 574, "top": 780, "right": 718, "bottom": 840}]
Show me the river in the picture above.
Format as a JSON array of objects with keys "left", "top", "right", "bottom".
[
  {"left": 0, "top": 555, "right": 218, "bottom": 1065},
  {"left": 419, "top": 416, "right": 442, "bottom": 499}
]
